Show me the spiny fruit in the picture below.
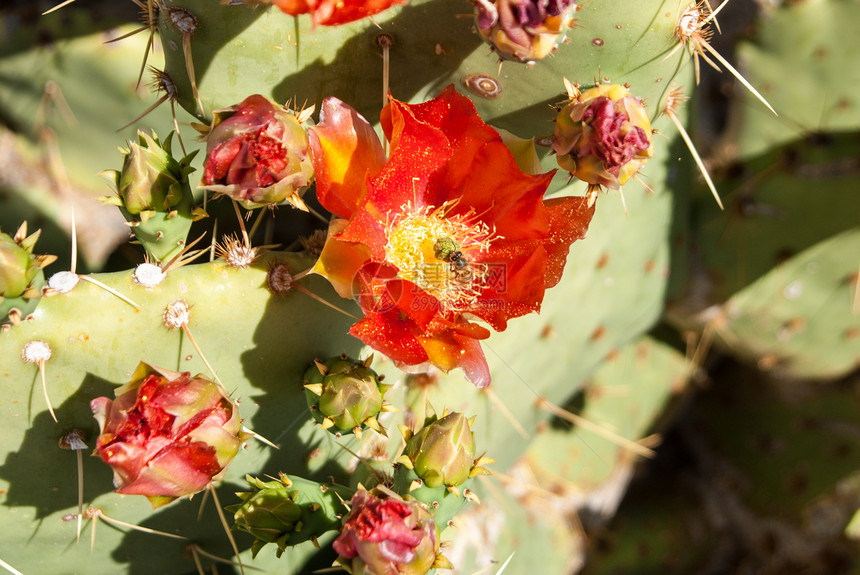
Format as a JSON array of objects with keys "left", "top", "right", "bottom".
[{"left": 303, "top": 355, "right": 391, "bottom": 438}]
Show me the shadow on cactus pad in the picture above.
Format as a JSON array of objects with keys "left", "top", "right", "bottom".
[
  {"left": 0, "top": 372, "right": 116, "bottom": 520},
  {"left": 271, "top": 0, "right": 481, "bottom": 120},
  {"left": 240, "top": 283, "right": 364, "bottom": 483}
]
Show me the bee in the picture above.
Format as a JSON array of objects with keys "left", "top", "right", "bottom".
[
  {"left": 446, "top": 250, "right": 476, "bottom": 285},
  {"left": 433, "top": 237, "right": 480, "bottom": 287}
]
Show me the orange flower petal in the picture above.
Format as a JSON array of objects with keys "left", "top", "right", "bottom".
[
  {"left": 365, "top": 98, "right": 451, "bottom": 216},
  {"left": 454, "top": 141, "right": 554, "bottom": 240},
  {"left": 419, "top": 320, "right": 491, "bottom": 388},
  {"left": 312, "top": 219, "right": 373, "bottom": 299},
  {"left": 470, "top": 244, "right": 547, "bottom": 331},
  {"left": 350, "top": 312, "right": 429, "bottom": 366},
  {"left": 310, "top": 97, "right": 386, "bottom": 218},
  {"left": 543, "top": 196, "right": 595, "bottom": 288},
  {"left": 388, "top": 86, "right": 500, "bottom": 197},
  {"left": 312, "top": 0, "right": 406, "bottom": 25}
]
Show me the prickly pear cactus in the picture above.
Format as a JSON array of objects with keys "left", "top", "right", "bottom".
[
  {"left": 3, "top": 0, "right": 841, "bottom": 573},
  {"left": 668, "top": 0, "right": 860, "bottom": 381}
]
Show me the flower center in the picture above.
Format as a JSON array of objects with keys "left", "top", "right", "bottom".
[
  {"left": 384, "top": 203, "right": 494, "bottom": 311},
  {"left": 584, "top": 98, "right": 651, "bottom": 175},
  {"left": 245, "top": 130, "right": 288, "bottom": 186}
]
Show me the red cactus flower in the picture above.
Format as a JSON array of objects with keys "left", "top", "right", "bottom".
[
  {"left": 267, "top": 0, "right": 405, "bottom": 26},
  {"left": 308, "top": 86, "right": 594, "bottom": 388},
  {"left": 202, "top": 94, "right": 314, "bottom": 210},
  {"left": 333, "top": 488, "right": 441, "bottom": 575},
  {"left": 90, "top": 363, "right": 247, "bottom": 508}
]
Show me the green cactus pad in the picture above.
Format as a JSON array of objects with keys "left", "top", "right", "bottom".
[
  {"left": 584, "top": 363, "right": 860, "bottom": 573},
  {"left": 521, "top": 335, "right": 689, "bottom": 491},
  {"left": 731, "top": 0, "right": 860, "bottom": 159},
  {"left": 0, "top": 18, "right": 194, "bottom": 269},
  {"left": 707, "top": 228, "right": 860, "bottom": 379},
  {"left": 0, "top": 251, "right": 361, "bottom": 573},
  {"left": 157, "top": 0, "right": 691, "bottom": 136},
  {"left": 674, "top": 130, "right": 860, "bottom": 379}
]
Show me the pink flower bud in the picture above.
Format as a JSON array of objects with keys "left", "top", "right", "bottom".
[
  {"left": 202, "top": 94, "right": 314, "bottom": 210},
  {"left": 476, "top": 0, "right": 577, "bottom": 63},
  {"left": 90, "top": 363, "right": 246, "bottom": 508},
  {"left": 333, "top": 489, "right": 441, "bottom": 575},
  {"left": 553, "top": 84, "right": 653, "bottom": 190}
]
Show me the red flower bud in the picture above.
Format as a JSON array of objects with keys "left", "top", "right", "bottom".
[
  {"left": 202, "top": 94, "right": 314, "bottom": 210},
  {"left": 333, "top": 488, "right": 441, "bottom": 575},
  {"left": 90, "top": 363, "right": 246, "bottom": 508}
]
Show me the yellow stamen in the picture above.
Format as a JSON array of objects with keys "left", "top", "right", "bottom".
[{"left": 383, "top": 202, "right": 497, "bottom": 310}]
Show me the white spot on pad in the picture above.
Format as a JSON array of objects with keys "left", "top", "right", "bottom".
[
  {"left": 134, "top": 263, "right": 166, "bottom": 288},
  {"left": 22, "top": 340, "right": 52, "bottom": 363},
  {"left": 48, "top": 271, "right": 79, "bottom": 293},
  {"left": 783, "top": 280, "right": 803, "bottom": 300}
]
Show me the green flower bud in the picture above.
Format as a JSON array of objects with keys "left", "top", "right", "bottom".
[
  {"left": 304, "top": 355, "right": 389, "bottom": 437},
  {"left": 401, "top": 412, "right": 477, "bottom": 489},
  {"left": 230, "top": 477, "right": 303, "bottom": 556},
  {"left": 101, "top": 131, "right": 200, "bottom": 262},
  {"left": 104, "top": 131, "right": 196, "bottom": 215},
  {"left": 0, "top": 223, "right": 56, "bottom": 323},
  {"left": 228, "top": 474, "right": 352, "bottom": 558},
  {"left": 0, "top": 233, "right": 37, "bottom": 300}
]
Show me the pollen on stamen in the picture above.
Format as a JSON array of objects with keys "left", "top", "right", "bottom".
[{"left": 383, "top": 202, "right": 498, "bottom": 310}]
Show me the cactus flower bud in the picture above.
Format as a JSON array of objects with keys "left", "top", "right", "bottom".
[
  {"left": 0, "top": 223, "right": 56, "bottom": 322},
  {"left": 0, "top": 231, "right": 41, "bottom": 302},
  {"left": 90, "top": 362, "right": 247, "bottom": 508},
  {"left": 303, "top": 356, "right": 389, "bottom": 438},
  {"left": 475, "top": 0, "right": 577, "bottom": 63},
  {"left": 400, "top": 412, "right": 477, "bottom": 489},
  {"left": 114, "top": 132, "right": 192, "bottom": 215},
  {"left": 101, "top": 131, "right": 199, "bottom": 262},
  {"left": 333, "top": 488, "right": 444, "bottom": 575},
  {"left": 202, "top": 94, "right": 314, "bottom": 210},
  {"left": 230, "top": 476, "right": 303, "bottom": 556},
  {"left": 229, "top": 474, "right": 351, "bottom": 557},
  {"left": 552, "top": 83, "right": 653, "bottom": 190}
]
